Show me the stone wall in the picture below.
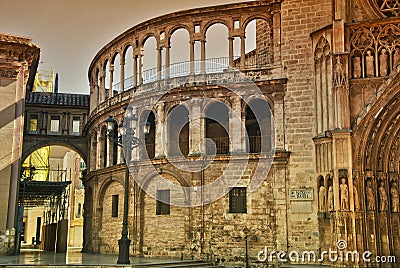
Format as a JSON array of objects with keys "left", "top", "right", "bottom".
[
  {"left": 0, "top": 33, "right": 39, "bottom": 255},
  {"left": 280, "top": 0, "right": 333, "bottom": 252},
  {"left": 99, "top": 180, "right": 124, "bottom": 254}
]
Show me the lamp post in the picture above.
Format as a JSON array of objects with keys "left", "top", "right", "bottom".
[
  {"left": 243, "top": 226, "right": 249, "bottom": 268},
  {"left": 106, "top": 107, "right": 150, "bottom": 264}
]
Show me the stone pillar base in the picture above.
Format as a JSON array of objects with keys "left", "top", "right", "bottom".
[{"left": 0, "top": 228, "right": 15, "bottom": 256}]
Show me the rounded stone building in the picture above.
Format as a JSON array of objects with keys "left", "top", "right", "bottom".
[{"left": 84, "top": 0, "right": 400, "bottom": 266}]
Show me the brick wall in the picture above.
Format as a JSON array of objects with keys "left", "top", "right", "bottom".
[
  {"left": 99, "top": 181, "right": 124, "bottom": 254},
  {"left": 280, "top": 0, "right": 333, "bottom": 252}
]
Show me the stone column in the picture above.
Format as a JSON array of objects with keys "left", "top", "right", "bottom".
[
  {"left": 272, "top": 92, "right": 285, "bottom": 151},
  {"left": 189, "top": 99, "right": 203, "bottom": 156},
  {"left": 96, "top": 130, "right": 102, "bottom": 170},
  {"left": 133, "top": 55, "right": 138, "bottom": 87},
  {"left": 201, "top": 39, "right": 206, "bottom": 74},
  {"left": 90, "top": 78, "right": 98, "bottom": 112},
  {"left": 90, "top": 133, "right": 97, "bottom": 172},
  {"left": 157, "top": 47, "right": 162, "bottom": 80},
  {"left": 41, "top": 111, "right": 48, "bottom": 134},
  {"left": 120, "top": 58, "right": 125, "bottom": 92},
  {"left": 99, "top": 70, "right": 105, "bottom": 102},
  {"left": 272, "top": 9, "right": 281, "bottom": 64},
  {"left": 94, "top": 81, "right": 100, "bottom": 107},
  {"left": 109, "top": 64, "right": 114, "bottom": 97},
  {"left": 229, "top": 95, "right": 243, "bottom": 153},
  {"left": 64, "top": 112, "right": 70, "bottom": 135},
  {"left": 165, "top": 46, "right": 170, "bottom": 78},
  {"left": 138, "top": 52, "right": 143, "bottom": 85},
  {"left": 228, "top": 37, "right": 234, "bottom": 68},
  {"left": 190, "top": 40, "right": 195, "bottom": 75},
  {"left": 240, "top": 35, "right": 246, "bottom": 69},
  {"left": 107, "top": 133, "right": 113, "bottom": 167},
  {"left": 117, "top": 122, "right": 124, "bottom": 164},
  {"left": 155, "top": 102, "right": 165, "bottom": 158},
  {"left": 60, "top": 112, "right": 65, "bottom": 134},
  {"left": 272, "top": 152, "right": 290, "bottom": 253},
  {"left": 332, "top": 131, "right": 356, "bottom": 248}
]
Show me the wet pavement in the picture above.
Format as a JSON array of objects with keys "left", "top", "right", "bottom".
[{"left": 0, "top": 248, "right": 183, "bottom": 266}]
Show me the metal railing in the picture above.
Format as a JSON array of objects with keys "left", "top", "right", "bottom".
[
  {"left": 112, "top": 56, "right": 250, "bottom": 89},
  {"left": 206, "top": 136, "right": 230, "bottom": 155},
  {"left": 248, "top": 136, "right": 261, "bottom": 154}
]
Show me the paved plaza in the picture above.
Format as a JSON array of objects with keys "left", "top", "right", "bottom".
[{"left": 0, "top": 249, "right": 182, "bottom": 267}]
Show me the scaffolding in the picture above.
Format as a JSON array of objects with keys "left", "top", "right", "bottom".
[
  {"left": 33, "top": 70, "right": 55, "bottom": 93},
  {"left": 21, "top": 147, "right": 51, "bottom": 181}
]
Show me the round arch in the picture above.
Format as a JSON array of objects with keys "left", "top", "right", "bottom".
[
  {"left": 22, "top": 141, "right": 88, "bottom": 166},
  {"left": 166, "top": 104, "right": 189, "bottom": 157},
  {"left": 140, "top": 33, "right": 159, "bottom": 47},
  {"left": 354, "top": 71, "right": 400, "bottom": 172},
  {"left": 110, "top": 51, "right": 121, "bottom": 64},
  {"left": 241, "top": 15, "right": 272, "bottom": 30},
  {"left": 138, "top": 168, "right": 190, "bottom": 203},
  {"left": 122, "top": 43, "right": 134, "bottom": 57},
  {"left": 102, "top": 58, "right": 110, "bottom": 72},
  {"left": 240, "top": 95, "right": 274, "bottom": 115},
  {"left": 97, "top": 176, "right": 124, "bottom": 208},
  {"left": 202, "top": 97, "right": 231, "bottom": 114},
  {"left": 167, "top": 24, "right": 192, "bottom": 39},
  {"left": 202, "top": 19, "right": 231, "bottom": 36}
]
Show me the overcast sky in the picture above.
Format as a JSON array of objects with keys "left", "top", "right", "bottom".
[{"left": 0, "top": 0, "right": 247, "bottom": 94}]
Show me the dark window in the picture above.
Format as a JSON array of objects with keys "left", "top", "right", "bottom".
[
  {"left": 76, "top": 203, "right": 82, "bottom": 218},
  {"left": 156, "top": 190, "right": 170, "bottom": 215},
  {"left": 229, "top": 187, "right": 247, "bottom": 213},
  {"left": 112, "top": 195, "right": 119, "bottom": 217}
]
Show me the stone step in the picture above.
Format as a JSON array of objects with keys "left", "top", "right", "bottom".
[{"left": 134, "top": 260, "right": 223, "bottom": 268}]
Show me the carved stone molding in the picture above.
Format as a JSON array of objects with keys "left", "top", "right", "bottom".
[
  {"left": 349, "top": 22, "right": 400, "bottom": 80},
  {"left": 362, "top": 0, "right": 400, "bottom": 19},
  {"left": 0, "top": 66, "right": 19, "bottom": 79}
]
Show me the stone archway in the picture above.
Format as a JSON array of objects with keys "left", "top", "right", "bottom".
[
  {"left": 22, "top": 139, "right": 88, "bottom": 166},
  {"left": 95, "top": 176, "right": 124, "bottom": 254},
  {"left": 353, "top": 69, "right": 400, "bottom": 258},
  {"left": 137, "top": 168, "right": 191, "bottom": 258}
]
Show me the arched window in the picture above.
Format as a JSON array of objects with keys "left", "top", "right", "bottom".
[
  {"left": 123, "top": 46, "right": 134, "bottom": 90},
  {"left": 111, "top": 53, "right": 121, "bottom": 96},
  {"left": 205, "top": 23, "right": 229, "bottom": 73},
  {"left": 170, "top": 28, "right": 190, "bottom": 77},
  {"left": 168, "top": 105, "right": 189, "bottom": 157},
  {"left": 142, "top": 36, "right": 158, "bottom": 84},
  {"left": 244, "top": 18, "right": 271, "bottom": 68},
  {"left": 142, "top": 111, "right": 156, "bottom": 159},
  {"left": 205, "top": 101, "right": 229, "bottom": 155},
  {"left": 245, "top": 99, "right": 272, "bottom": 153},
  {"left": 104, "top": 60, "right": 110, "bottom": 99}
]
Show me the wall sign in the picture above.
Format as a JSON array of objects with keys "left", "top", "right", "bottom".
[{"left": 289, "top": 188, "right": 314, "bottom": 201}]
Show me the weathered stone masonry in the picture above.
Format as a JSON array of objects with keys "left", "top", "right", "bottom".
[{"left": 83, "top": 0, "right": 400, "bottom": 266}]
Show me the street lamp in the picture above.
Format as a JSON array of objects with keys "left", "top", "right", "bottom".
[
  {"left": 106, "top": 107, "right": 150, "bottom": 264},
  {"left": 243, "top": 226, "right": 249, "bottom": 268}
]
